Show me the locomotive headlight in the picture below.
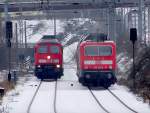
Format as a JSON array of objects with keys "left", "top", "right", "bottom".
[
  {"left": 37, "top": 65, "right": 41, "bottom": 68},
  {"left": 47, "top": 56, "right": 51, "bottom": 59},
  {"left": 56, "top": 64, "right": 60, "bottom": 68}
]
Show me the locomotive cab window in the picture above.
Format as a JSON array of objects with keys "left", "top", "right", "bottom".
[
  {"left": 84, "top": 45, "right": 112, "bottom": 56},
  {"left": 38, "top": 46, "right": 48, "bottom": 53},
  {"left": 85, "top": 46, "right": 99, "bottom": 56},
  {"left": 99, "top": 46, "right": 112, "bottom": 56},
  {"left": 50, "top": 45, "right": 59, "bottom": 54}
]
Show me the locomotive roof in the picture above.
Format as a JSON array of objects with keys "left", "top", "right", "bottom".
[
  {"left": 80, "top": 33, "right": 107, "bottom": 43},
  {"left": 42, "top": 35, "right": 56, "bottom": 39},
  {"left": 80, "top": 40, "right": 115, "bottom": 46},
  {"left": 37, "top": 39, "right": 60, "bottom": 44}
]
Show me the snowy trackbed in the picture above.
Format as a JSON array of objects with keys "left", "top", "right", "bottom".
[
  {"left": 88, "top": 86, "right": 138, "bottom": 113},
  {"left": 1, "top": 68, "right": 150, "bottom": 113},
  {"left": 26, "top": 80, "right": 58, "bottom": 113},
  {"left": 88, "top": 86, "right": 110, "bottom": 113},
  {"left": 25, "top": 80, "right": 145, "bottom": 113},
  {"left": 107, "top": 89, "right": 137, "bottom": 113}
]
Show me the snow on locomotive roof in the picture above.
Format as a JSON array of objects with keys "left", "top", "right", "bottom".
[
  {"left": 79, "top": 40, "right": 115, "bottom": 47},
  {"left": 104, "top": 40, "right": 115, "bottom": 43},
  {"left": 80, "top": 33, "right": 108, "bottom": 42},
  {"left": 37, "top": 35, "right": 60, "bottom": 44},
  {"left": 81, "top": 40, "right": 115, "bottom": 43}
]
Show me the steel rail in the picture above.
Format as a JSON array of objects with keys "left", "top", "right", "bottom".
[
  {"left": 107, "top": 89, "right": 138, "bottom": 113},
  {"left": 53, "top": 79, "right": 58, "bottom": 113},
  {"left": 88, "top": 86, "right": 110, "bottom": 113},
  {"left": 27, "top": 81, "right": 42, "bottom": 113}
]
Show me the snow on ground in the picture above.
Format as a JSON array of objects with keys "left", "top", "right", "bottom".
[
  {"left": 26, "top": 20, "right": 64, "bottom": 43},
  {"left": 63, "top": 42, "right": 78, "bottom": 63},
  {"left": 93, "top": 89, "right": 133, "bottom": 113},
  {"left": 109, "top": 85, "right": 150, "bottom": 113},
  {"left": 117, "top": 53, "right": 133, "bottom": 79},
  {"left": 30, "top": 81, "right": 56, "bottom": 113},
  {"left": 1, "top": 75, "right": 40, "bottom": 113},
  {"left": 57, "top": 81, "right": 106, "bottom": 113}
]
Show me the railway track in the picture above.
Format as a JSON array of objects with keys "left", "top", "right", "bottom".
[
  {"left": 53, "top": 79, "right": 58, "bottom": 113},
  {"left": 25, "top": 77, "right": 138, "bottom": 113},
  {"left": 88, "top": 86, "right": 110, "bottom": 113},
  {"left": 26, "top": 80, "right": 58, "bottom": 113},
  {"left": 88, "top": 86, "right": 139, "bottom": 113},
  {"left": 27, "top": 81, "right": 42, "bottom": 113},
  {"left": 107, "top": 89, "right": 138, "bottom": 113}
]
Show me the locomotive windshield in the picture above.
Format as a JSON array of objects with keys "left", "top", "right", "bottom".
[
  {"left": 38, "top": 46, "right": 48, "bottom": 53},
  {"left": 85, "top": 46, "right": 112, "bottom": 56},
  {"left": 50, "top": 45, "right": 59, "bottom": 54}
]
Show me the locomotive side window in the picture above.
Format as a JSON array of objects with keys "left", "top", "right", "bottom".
[
  {"left": 84, "top": 46, "right": 112, "bottom": 56},
  {"left": 38, "top": 46, "right": 48, "bottom": 53},
  {"left": 50, "top": 46, "right": 59, "bottom": 54}
]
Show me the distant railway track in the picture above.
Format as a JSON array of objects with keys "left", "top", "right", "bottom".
[
  {"left": 107, "top": 89, "right": 138, "bottom": 113},
  {"left": 27, "top": 81, "right": 42, "bottom": 113},
  {"left": 88, "top": 86, "right": 110, "bottom": 113}
]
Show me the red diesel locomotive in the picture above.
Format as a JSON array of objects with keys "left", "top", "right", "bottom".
[
  {"left": 34, "top": 35, "right": 63, "bottom": 79},
  {"left": 77, "top": 40, "right": 117, "bottom": 88}
]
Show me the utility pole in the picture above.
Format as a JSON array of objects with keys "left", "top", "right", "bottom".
[
  {"left": 24, "top": 21, "right": 27, "bottom": 49},
  {"left": 54, "top": 14, "right": 56, "bottom": 36},
  {"left": 4, "top": 1, "right": 13, "bottom": 81},
  {"left": 138, "top": 0, "right": 144, "bottom": 42},
  {"left": 148, "top": 7, "right": 150, "bottom": 45},
  {"left": 108, "top": 5, "right": 115, "bottom": 41},
  {"left": 15, "top": 23, "right": 18, "bottom": 65}
]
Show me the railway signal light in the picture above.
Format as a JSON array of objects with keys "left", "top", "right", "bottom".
[
  {"left": 130, "top": 28, "right": 137, "bottom": 44},
  {"left": 5, "top": 21, "right": 13, "bottom": 82},
  {"left": 130, "top": 28, "right": 137, "bottom": 90},
  {"left": 6, "top": 21, "right": 13, "bottom": 39}
]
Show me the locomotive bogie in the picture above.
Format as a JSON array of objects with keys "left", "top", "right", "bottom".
[
  {"left": 35, "top": 65, "right": 63, "bottom": 79},
  {"left": 78, "top": 70, "right": 117, "bottom": 88}
]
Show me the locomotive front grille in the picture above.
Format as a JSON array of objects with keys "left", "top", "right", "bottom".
[
  {"left": 42, "top": 64, "right": 56, "bottom": 69},
  {"left": 44, "top": 65, "right": 55, "bottom": 69}
]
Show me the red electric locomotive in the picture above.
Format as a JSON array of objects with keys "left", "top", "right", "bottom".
[
  {"left": 34, "top": 35, "right": 63, "bottom": 79},
  {"left": 77, "top": 40, "right": 117, "bottom": 88}
]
